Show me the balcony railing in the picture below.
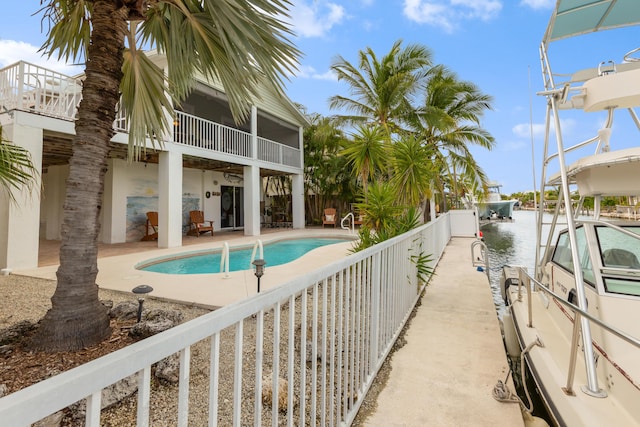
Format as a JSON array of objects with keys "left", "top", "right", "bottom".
[
  {"left": 258, "top": 136, "right": 301, "bottom": 168},
  {"left": 0, "top": 213, "right": 453, "bottom": 426},
  {"left": 1, "top": 61, "right": 301, "bottom": 169},
  {"left": 0, "top": 61, "right": 82, "bottom": 120}
]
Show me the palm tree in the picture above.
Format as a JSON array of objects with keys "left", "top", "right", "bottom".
[
  {"left": 303, "top": 113, "right": 353, "bottom": 223},
  {"left": 390, "top": 134, "right": 435, "bottom": 207},
  {"left": 329, "top": 40, "right": 432, "bottom": 135},
  {"left": 341, "top": 124, "right": 386, "bottom": 203},
  {"left": 0, "top": 126, "right": 38, "bottom": 201},
  {"left": 409, "top": 65, "right": 494, "bottom": 209},
  {"left": 30, "top": 0, "right": 300, "bottom": 352}
]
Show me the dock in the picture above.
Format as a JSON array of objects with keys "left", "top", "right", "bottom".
[{"left": 362, "top": 237, "right": 525, "bottom": 426}]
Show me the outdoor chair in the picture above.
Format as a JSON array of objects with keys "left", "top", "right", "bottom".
[
  {"left": 141, "top": 211, "right": 158, "bottom": 241},
  {"left": 322, "top": 208, "right": 337, "bottom": 228},
  {"left": 353, "top": 211, "right": 364, "bottom": 227},
  {"left": 188, "top": 210, "right": 214, "bottom": 237}
]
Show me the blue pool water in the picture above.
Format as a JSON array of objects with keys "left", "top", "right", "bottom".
[{"left": 139, "top": 238, "right": 351, "bottom": 274}]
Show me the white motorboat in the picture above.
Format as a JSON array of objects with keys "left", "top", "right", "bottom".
[
  {"left": 500, "top": 2, "right": 640, "bottom": 426},
  {"left": 474, "top": 181, "right": 518, "bottom": 221}
]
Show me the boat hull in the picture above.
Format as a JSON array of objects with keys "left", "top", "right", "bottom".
[
  {"left": 502, "top": 267, "right": 640, "bottom": 427},
  {"left": 476, "top": 200, "right": 517, "bottom": 220}
]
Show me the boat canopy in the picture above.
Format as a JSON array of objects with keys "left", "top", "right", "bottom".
[{"left": 544, "top": 0, "right": 640, "bottom": 44}]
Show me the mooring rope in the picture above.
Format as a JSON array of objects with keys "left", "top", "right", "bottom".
[{"left": 493, "top": 337, "right": 544, "bottom": 415}]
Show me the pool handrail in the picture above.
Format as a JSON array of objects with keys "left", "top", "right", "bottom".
[
  {"left": 249, "top": 239, "right": 264, "bottom": 269},
  {"left": 220, "top": 242, "right": 230, "bottom": 278},
  {"left": 341, "top": 212, "right": 355, "bottom": 233}
]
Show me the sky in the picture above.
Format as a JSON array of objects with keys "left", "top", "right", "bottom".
[{"left": 2, "top": 1, "right": 639, "bottom": 195}]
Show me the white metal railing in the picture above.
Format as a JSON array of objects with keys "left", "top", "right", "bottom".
[
  {"left": 221, "top": 241, "right": 230, "bottom": 278},
  {"left": 249, "top": 239, "right": 264, "bottom": 269},
  {"left": 257, "top": 136, "right": 301, "bottom": 168},
  {"left": 0, "top": 61, "right": 82, "bottom": 120},
  {"left": 0, "top": 213, "right": 454, "bottom": 426},
  {"left": 341, "top": 213, "right": 355, "bottom": 233},
  {"left": 174, "top": 110, "right": 252, "bottom": 158},
  {"left": 515, "top": 267, "right": 640, "bottom": 396}
]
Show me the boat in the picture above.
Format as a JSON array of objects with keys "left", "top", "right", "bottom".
[
  {"left": 500, "top": 2, "right": 640, "bottom": 426},
  {"left": 473, "top": 182, "right": 518, "bottom": 221}
]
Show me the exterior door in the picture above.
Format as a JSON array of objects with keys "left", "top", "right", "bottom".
[{"left": 220, "top": 185, "right": 244, "bottom": 229}]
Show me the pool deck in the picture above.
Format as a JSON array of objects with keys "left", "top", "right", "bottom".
[{"left": 17, "top": 228, "right": 356, "bottom": 308}]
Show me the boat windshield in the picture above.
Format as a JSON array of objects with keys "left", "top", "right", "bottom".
[
  {"left": 595, "top": 226, "right": 640, "bottom": 297},
  {"left": 552, "top": 226, "right": 595, "bottom": 286}
]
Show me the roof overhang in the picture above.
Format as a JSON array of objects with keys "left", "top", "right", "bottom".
[{"left": 543, "top": 0, "right": 640, "bottom": 44}]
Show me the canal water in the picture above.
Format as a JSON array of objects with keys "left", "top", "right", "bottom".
[
  {"left": 480, "top": 209, "right": 538, "bottom": 318},
  {"left": 480, "top": 209, "right": 553, "bottom": 424}
]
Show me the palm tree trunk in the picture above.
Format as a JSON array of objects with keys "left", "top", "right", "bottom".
[{"left": 30, "top": 1, "right": 129, "bottom": 351}]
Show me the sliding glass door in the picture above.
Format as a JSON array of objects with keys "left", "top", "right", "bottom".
[{"left": 220, "top": 185, "right": 244, "bottom": 229}]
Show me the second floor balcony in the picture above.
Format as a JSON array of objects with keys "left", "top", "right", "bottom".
[{"left": 1, "top": 61, "right": 303, "bottom": 170}]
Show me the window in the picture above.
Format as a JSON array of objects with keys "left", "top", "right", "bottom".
[
  {"left": 551, "top": 226, "right": 595, "bottom": 285},
  {"left": 596, "top": 225, "right": 640, "bottom": 297}
]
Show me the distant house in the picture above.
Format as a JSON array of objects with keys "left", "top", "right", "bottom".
[{"left": 0, "top": 54, "right": 308, "bottom": 270}]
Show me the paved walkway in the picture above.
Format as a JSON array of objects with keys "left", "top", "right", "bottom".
[{"left": 363, "top": 238, "right": 524, "bottom": 427}]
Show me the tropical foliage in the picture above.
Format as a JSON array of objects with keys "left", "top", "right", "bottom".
[
  {"left": 0, "top": 126, "right": 38, "bottom": 201},
  {"left": 321, "top": 40, "right": 495, "bottom": 252}
]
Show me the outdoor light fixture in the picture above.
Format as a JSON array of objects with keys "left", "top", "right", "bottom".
[
  {"left": 132, "top": 284, "right": 154, "bottom": 322},
  {"left": 252, "top": 259, "right": 266, "bottom": 293}
]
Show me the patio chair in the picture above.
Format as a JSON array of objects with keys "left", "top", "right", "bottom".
[
  {"left": 322, "top": 208, "right": 337, "bottom": 228},
  {"left": 141, "top": 211, "right": 158, "bottom": 241},
  {"left": 188, "top": 210, "right": 214, "bottom": 237},
  {"left": 353, "top": 211, "right": 364, "bottom": 227}
]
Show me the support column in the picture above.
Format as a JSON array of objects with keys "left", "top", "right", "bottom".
[
  {"left": 243, "top": 164, "right": 260, "bottom": 236},
  {"left": 0, "top": 120, "right": 43, "bottom": 270},
  {"left": 158, "top": 149, "right": 183, "bottom": 248},
  {"left": 291, "top": 173, "right": 305, "bottom": 229},
  {"left": 251, "top": 105, "right": 258, "bottom": 159}
]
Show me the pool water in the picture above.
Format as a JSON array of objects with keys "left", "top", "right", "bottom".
[{"left": 139, "top": 238, "right": 351, "bottom": 274}]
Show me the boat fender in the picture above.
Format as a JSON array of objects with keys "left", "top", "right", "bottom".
[
  {"left": 522, "top": 410, "right": 550, "bottom": 427},
  {"left": 502, "top": 311, "right": 521, "bottom": 359},
  {"left": 500, "top": 266, "right": 520, "bottom": 304}
]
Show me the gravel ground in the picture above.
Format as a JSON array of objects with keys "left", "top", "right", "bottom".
[{"left": 0, "top": 273, "right": 417, "bottom": 426}]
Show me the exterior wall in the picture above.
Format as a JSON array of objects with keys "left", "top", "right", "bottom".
[
  {"left": 0, "top": 120, "right": 43, "bottom": 270},
  {"left": 41, "top": 165, "right": 67, "bottom": 240}
]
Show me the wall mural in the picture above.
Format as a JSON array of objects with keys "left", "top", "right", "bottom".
[{"left": 126, "top": 195, "right": 200, "bottom": 241}]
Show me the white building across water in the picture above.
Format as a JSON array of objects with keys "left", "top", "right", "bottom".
[{"left": 0, "top": 54, "right": 308, "bottom": 271}]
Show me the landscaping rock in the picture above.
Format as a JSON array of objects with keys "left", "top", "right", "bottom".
[{"left": 262, "top": 372, "right": 289, "bottom": 412}]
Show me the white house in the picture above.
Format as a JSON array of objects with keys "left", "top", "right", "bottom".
[{"left": 0, "top": 55, "right": 308, "bottom": 270}]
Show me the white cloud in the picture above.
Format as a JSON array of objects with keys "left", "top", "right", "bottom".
[
  {"left": 513, "top": 122, "right": 544, "bottom": 139},
  {"left": 403, "top": 0, "right": 502, "bottom": 32},
  {"left": 512, "top": 118, "right": 577, "bottom": 140},
  {"left": 296, "top": 64, "right": 337, "bottom": 81},
  {"left": 287, "top": 1, "right": 346, "bottom": 38},
  {"left": 0, "top": 40, "right": 82, "bottom": 75},
  {"left": 519, "top": 0, "right": 555, "bottom": 10}
]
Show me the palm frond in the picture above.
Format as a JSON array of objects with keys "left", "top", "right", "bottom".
[{"left": 0, "top": 126, "right": 39, "bottom": 202}]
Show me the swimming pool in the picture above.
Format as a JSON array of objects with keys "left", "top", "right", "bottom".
[{"left": 138, "top": 238, "right": 351, "bottom": 274}]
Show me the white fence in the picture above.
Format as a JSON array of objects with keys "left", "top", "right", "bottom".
[{"left": 0, "top": 213, "right": 458, "bottom": 426}]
